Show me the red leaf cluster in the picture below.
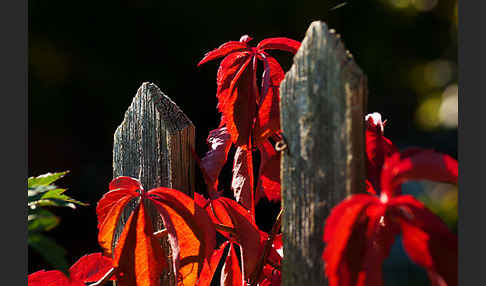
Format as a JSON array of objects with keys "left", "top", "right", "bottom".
[{"left": 322, "top": 112, "right": 458, "bottom": 286}]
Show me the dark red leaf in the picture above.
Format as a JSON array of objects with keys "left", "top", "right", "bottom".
[
  {"left": 69, "top": 252, "right": 114, "bottom": 283},
  {"left": 209, "top": 197, "right": 262, "bottom": 281},
  {"left": 256, "top": 140, "right": 281, "bottom": 203},
  {"left": 200, "top": 127, "right": 232, "bottom": 197},
  {"left": 322, "top": 195, "right": 381, "bottom": 286},
  {"left": 390, "top": 195, "right": 457, "bottom": 286},
  {"left": 198, "top": 41, "right": 248, "bottom": 67},
  {"left": 257, "top": 37, "right": 301, "bottom": 54},
  {"left": 220, "top": 243, "right": 243, "bottom": 286},
  {"left": 197, "top": 241, "right": 229, "bottom": 286}
]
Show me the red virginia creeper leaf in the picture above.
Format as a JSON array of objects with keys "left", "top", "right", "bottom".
[
  {"left": 214, "top": 198, "right": 262, "bottom": 282},
  {"left": 322, "top": 195, "right": 380, "bottom": 286},
  {"left": 221, "top": 243, "right": 243, "bottom": 286},
  {"left": 28, "top": 270, "right": 85, "bottom": 286},
  {"left": 381, "top": 149, "right": 458, "bottom": 196},
  {"left": 69, "top": 252, "right": 114, "bottom": 283},
  {"left": 197, "top": 241, "right": 229, "bottom": 286},
  {"left": 222, "top": 55, "right": 257, "bottom": 147},
  {"left": 390, "top": 195, "right": 457, "bottom": 286},
  {"left": 257, "top": 37, "right": 301, "bottom": 54},
  {"left": 113, "top": 203, "right": 165, "bottom": 286},
  {"left": 149, "top": 188, "right": 217, "bottom": 286},
  {"left": 198, "top": 41, "right": 248, "bottom": 67},
  {"left": 365, "top": 113, "right": 398, "bottom": 192},
  {"left": 254, "top": 56, "right": 285, "bottom": 144},
  {"left": 97, "top": 192, "right": 137, "bottom": 255}
]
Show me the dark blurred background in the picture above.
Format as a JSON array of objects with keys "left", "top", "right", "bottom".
[{"left": 29, "top": 0, "right": 457, "bottom": 285}]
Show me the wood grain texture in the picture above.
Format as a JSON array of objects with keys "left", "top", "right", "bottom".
[
  {"left": 279, "top": 21, "right": 367, "bottom": 285},
  {"left": 112, "top": 82, "right": 195, "bottom": 285}
]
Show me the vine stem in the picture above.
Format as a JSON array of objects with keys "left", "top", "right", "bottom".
[
  {"left": 249, "top": 207, "right": 283, "bottom": 285},
  {"left": 88, "top": 267, "right": 116, "bottom": 286}
]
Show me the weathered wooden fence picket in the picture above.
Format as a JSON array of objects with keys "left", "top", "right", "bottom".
[
  {"left": 111, "top": 20, "right": 367, "bottom": 286},
  {"left": 280, "top": 21, "right": 367, "bottom": 285}
]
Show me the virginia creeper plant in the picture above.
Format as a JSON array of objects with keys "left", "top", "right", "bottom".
[{"left": 28, "top": 34, "right": 458, "bottom": 286}]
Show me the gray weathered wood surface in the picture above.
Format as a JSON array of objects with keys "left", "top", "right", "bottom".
[
  {"left": 112, "top": 82, "right": 195, "bottom": 285},
  {"left": 280, "top": 21, "right": 367, "bottom": 285}
]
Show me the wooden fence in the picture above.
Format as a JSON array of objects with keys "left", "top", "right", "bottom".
[{"left": 111, "top": 20, "right": 367, "bottom": 285}]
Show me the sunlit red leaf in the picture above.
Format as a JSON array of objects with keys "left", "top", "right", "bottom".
[
  {"left": 113, "top": 203, "right": 165, "bottom": 286},
  {"left": 97, "top": 177, "right": 141, "bottom": 229},
  {"left": 221, "top": 243, "right": 243, "bottom": 286},
  {"left": 254, "top": 56, "right": 285, "bottom": 144},
  {"left": 198, "top": 41, "right": 248, "bottom": 67},
  {"left": 148, "top": 188, "right": 217, "bottom": 286},
  {"left": 232, "top": 147, "right": 254, "bottom": 212},
  {"left": 381, "top": 149, "right": 458, "bottom": 196},
  {"left": 257, "top": 37, "right": 301, "bottom": 54},
  {"left": 222, "top": 56, "right": 257, "bottom": 147},
  {"left": 28, "top": 270, "right": 85, "bottom": 286},
  {"left": 69, "top": 252, "right": 114, "bottom": 283},
  {"left": 97, "top": 193, "right": 137, "bottom": 255}
]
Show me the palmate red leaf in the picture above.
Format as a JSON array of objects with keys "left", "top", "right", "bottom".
[
  {"left": 198, "top": 41, "right": 248, "bottom": 67},
  {"left": 113, "top": 203, "right": 165, "bottom": 286},
  {"left": 390, "top": 195, "right": 457, "bottom": 286},
  {"left": 232, "top": 147, "right": 254, "bottom": 212},
  {"left": 201, "top": 35, "right": 300, "bottom": 149},
  {"left": 200, "top": 126, "right": 232, "bottom": 196},
  {"left": 148, "top": 188, "right": 217, "bottom": 286},
  {"left": 256, "top": 140, "right": 281, "bottom": 203},
  {"left": 197, "top": 241, "right": 229, "bottom": 286},
  {"left": 381, "top": 149, "right": 458, "bottom": 196},
  {"left": 69, "top": 252, "right": 114, "bottom": 283},
  {"left": 257, "top": 37, "right": 301, "bottom": 54},
  {"left": 221, "top": 243, "right": 243, "bottom": 286}
]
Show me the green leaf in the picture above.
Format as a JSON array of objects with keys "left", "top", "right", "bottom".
[
  {"left": 28, "top": 209, "right": 60, "bottom": 232},
  {"left": 28, "top": 233, "right": 69, "bottom": 274},
  {"left": 28, "top": 171, "right": 69, "bottom": 189},
  {"left": 41, "top": 188, "right": 88, "bottom": 206}
]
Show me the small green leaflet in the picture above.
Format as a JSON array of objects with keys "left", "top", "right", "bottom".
[{"left": 28, "top": 171, "right": 88, "bottom": 209}]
